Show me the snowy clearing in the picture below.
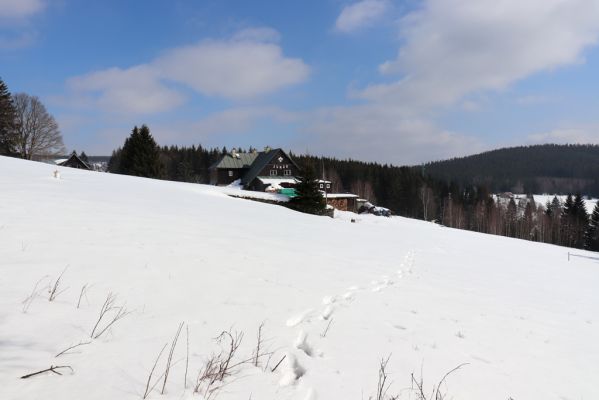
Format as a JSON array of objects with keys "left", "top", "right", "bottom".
[{"left": 1, "top": 156, "right": 598, "bottom": 400}]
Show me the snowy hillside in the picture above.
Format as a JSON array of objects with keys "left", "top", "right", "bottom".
[{"left": 1, "top": 156, "right": 598, "bottom": 400}]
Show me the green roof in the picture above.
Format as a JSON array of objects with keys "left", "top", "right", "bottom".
[{"left": 210, "top": 152, "right": 259, "bottom": 169}]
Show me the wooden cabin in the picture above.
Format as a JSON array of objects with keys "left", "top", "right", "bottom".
[
  {"left": 58, "top": 153, "right": 92, "bottom": 170},
  {"left": 209, "top": 148, "right": 300, "bottom": 191}
]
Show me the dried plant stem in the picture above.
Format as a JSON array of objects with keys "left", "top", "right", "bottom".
[
  {"left": 143, "top": 343, "right": 167, "bottom": 399},
  {"left": 55, "top": 341, "right": 91, "bottom": 357},
  {"left": 161, "top": 322, "right": 184, "bottom": 394},
  {"left": 77, "top": 283, "right": 89, "bottom": 309}
]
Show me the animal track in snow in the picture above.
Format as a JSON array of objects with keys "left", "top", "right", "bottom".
[
  {"left": 321, "top": 305, "right": 334, "bottom": 320},
  {"left": 294, "top": 330, "right": 321, "bottom": 357},
  {"left": 286, "top": 309, "right": 315, "bottom": 327},
  {"left": 278, "top": 353, "right": 306, "bottom": 386}
]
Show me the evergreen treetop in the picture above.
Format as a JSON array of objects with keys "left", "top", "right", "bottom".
[
  {"left": 0, "top": 77, "right": 17, "bottom": 155},
  {"left": 289, "top": 165, "right": 326, "bottom": 215},
  {"left": 118, "top": 125, "right": 163, "bottom": 178}
]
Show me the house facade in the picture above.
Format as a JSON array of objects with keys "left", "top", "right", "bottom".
[{"left": 209, "top": 148, "right": 301, "bottom": 191}]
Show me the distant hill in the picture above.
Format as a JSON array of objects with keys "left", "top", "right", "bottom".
[{"left": 424, "top": 144, "right": 599, "bottom": 196}]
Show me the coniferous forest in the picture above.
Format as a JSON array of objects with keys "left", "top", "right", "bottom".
[
  {"left": 106, "top": 129, "right": 599, "bottom": 252},
  {"left": 424, "top": 144, "right": 599, "bottom": 196}
]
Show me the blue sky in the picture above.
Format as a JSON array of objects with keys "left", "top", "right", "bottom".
[{"left": 2, "top": 0, "right": 599, "bottom": 164}]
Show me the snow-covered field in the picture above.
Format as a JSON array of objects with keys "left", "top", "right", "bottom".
[{"left": 1, "top": 156, "right": 598, "bottom": 400}]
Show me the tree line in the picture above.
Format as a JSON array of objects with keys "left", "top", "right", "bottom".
[
  {"left": 423, "top": 144, "right": 599, "bottom": 196},
  {"left": 0, "top": 77, "right": 65, "bottom": 159},
  {"left": 106, "top": 125, "right": 599, "bottom": 251}
]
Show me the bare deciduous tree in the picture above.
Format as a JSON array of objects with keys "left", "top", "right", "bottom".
[{"left": 12, "top": 93, "right": 65, "bottom": 159}]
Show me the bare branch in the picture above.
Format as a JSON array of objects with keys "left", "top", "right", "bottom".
[{"left": 20, "top": 365, "right": 73, "bottom": 379}]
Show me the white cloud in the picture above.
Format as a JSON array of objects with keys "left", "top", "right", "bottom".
[
  {"left": 0, "top": 0, "right": 44, "bottom": 19},
  {"left": 365, "top": 0, "right": 599, "bottom": 110},
  {"left": 67, "top": 65, "right": 186, "bottom": 115},
  {"left": 65, "top": 28, "right": 310, "bottom": 114},
  {"left": 0, "top": 0, "right": 45, "bottom": 49},
  {"left": 157, "top": 38, "right": 309, "bottom": 100},
  {"left": 313, "top": 0, "right": 599, "bottom": 163},
  {"left": 335, "top": 0, "right": 389, "bottom": 33}
]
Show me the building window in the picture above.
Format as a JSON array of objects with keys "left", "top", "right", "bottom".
[
  {"left": 319, "top": 184, "right": 324, "bottom": 189},
  {"left": 284, "top": 170, "right": 292, "bottom": 176},
  {"left": 270, "top": 170, "right": 278, "bottom": 176},
  {"left": 326, "top": 183, "right": 331, "bottom": 189},
  {"left": 228, "top": 170, "right": 233, "bottom": 177}
]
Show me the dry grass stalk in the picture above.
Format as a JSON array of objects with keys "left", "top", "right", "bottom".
[
  {"left": 193, "top": 329, "right": 245, "bottom": 398},
  {"left": 89, "top": 292, "right": 130, "bottom": 339},
  {"left": 22, "top": 276, "right": 48, "bottom": 313},
  {"left": 77, "top": 283, "right": 89, "bottom": 309},
  {"left": 411, "top": 362, "right": 469, "bottom": 400},
  {"left": 48, "top": 266, "right": 68, "bottom": 302},
  {"left": 142, "top": 343, "right": 168, "bottom": 399},
  {"left": 184, "top": 325, "right": 189, "bottom": 389},
  {"left": 55, "top": 340, "right": 91, "bottom": 357},
  {"left": 320, "top": 318, "right": 333, "bottom": 338},
  {"left": 161, "top": 322, "right": 184, "bottom": 395}
]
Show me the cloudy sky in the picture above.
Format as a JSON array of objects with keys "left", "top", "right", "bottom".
[{"left": 2, "top": 0, "right": 599, "bottom": 164}]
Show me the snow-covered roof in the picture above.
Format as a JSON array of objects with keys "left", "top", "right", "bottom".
[{"left": 325, "top": 193, "right": 359, "bottom": 199}]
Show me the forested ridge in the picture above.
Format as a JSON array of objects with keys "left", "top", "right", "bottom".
[{"left": 424, "top": 144, "right": 599, "bottom": 196}]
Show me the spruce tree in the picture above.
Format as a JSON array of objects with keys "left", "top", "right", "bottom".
[
  {"left": 79, "top": 151, "right": 89, "bottom": 163},
  {"left": 585, "top": 202, "right": 599, "bottom": 251},
  {"left": 118, "top": 125, "right": 162, "bottom": 178},
  {"left": 0, "top": 77, "right": 17, "bottom": 155},
  {"left": 289, "top": 165, "right": 326, "bottom": 215},
  {"left": 561, "top": 194, "right": 575, "bottom": 246},
  {"left": 572, "top": 193, "right": 589, "bottom": 248}
]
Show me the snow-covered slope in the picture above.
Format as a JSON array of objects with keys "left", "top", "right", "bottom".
[{"left": 1, "top": 156, "right": 598, "bottom": 400}]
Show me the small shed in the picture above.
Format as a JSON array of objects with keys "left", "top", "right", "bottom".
[{"left": 325, "top": 193, "right": 359, "bottom": 212}]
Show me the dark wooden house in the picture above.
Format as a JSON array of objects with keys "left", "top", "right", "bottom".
[
  {"left": 209, "top": 150, "right": 259, "bottom": 186},
  {"left": 58, "top": 153, "right": 92, "bottom": 170},
  {"left": 209, "top": 148, "right": 300, "bottom": 191}
]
